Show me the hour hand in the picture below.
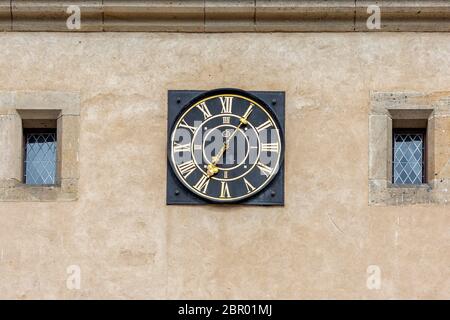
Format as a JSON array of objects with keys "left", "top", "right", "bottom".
[
  {"left": 212, "top": 143, "right": 228, "bottom": 164},
  {"left": 240, "top": 106, "right": 254, "bottom": 125}
]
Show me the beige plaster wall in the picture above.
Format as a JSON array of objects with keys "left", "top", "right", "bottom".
[{"left": 0, "top": 32, "right": 449, "bottom": 299}]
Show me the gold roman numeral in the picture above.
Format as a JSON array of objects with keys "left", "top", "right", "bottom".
[
  {"left": 257, "top": 161, "right": 273, "bottom": 177},
  {"left": 243, "top": 178, "right": 256, "bottom": 193},
  {"left": 177, "top": 160, "right": 196, "bottom": 178},
  {"left": 194, "top": 175, "right": 210, "bottom": 194},
  {"left": 220, "top": 181, "right": 231, "bottom": 198},
  {"left": 261, "top": 143, "right": 279, "bottom": 153},
  {"left": 256, "top": 120, "right": 272, "bottom": 132},
  {"left": 220, "top": 97, "right": 233, "bottom": 114},
  {"left": 223, "top": 116, "right": 231, "bottom": 124},
  {"left": 196, "top": 102, "right": 212, "bottom": 120},
  {"left": 173, "top": 143, "right": 191, "bottom": 153},
  {"left": 179, "top": 119, "right": 197, "bottom": 134}
]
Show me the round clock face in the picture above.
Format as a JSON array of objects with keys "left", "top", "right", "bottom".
[{"left": 169, "top": 90, "right": 283, "bottom": 202}]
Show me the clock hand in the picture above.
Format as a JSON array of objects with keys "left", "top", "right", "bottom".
[
  {"left": 207, "top": 144, "right": 225, "bottom": 177},
  {"left": 207, "top": 107, "right": 254, "bottom": 177},
  {"left": 207, "top": 142, "right": 229, "bottom": 177},
  {"left": 221, "top": 106, "right": 254, "bottom": 150},
  {"left": 219, "top": 106, "right": 253, "bottom": 154}
]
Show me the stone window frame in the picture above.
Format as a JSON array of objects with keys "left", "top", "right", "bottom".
[
  {"left": 0, "top": 91, "right": 80, "bottom": 201},
  {"left": 369, "top": 92, "right": 450, "bottom": 206}
]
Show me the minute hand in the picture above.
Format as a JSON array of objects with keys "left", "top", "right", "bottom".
[{"left": 212, "top": 109, "right": 253, "bottom": 166}]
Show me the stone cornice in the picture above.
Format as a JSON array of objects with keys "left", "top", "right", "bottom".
[{"left": 0, "top": 1, "right": 449, "bottom": 32}]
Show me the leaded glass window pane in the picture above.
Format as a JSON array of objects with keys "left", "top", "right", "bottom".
[
  {"left": 24, "top": 132, "right": 57, "bottom": 185},
  {"left": 393, "top": 132, "right": 424, "bottom": 185}
]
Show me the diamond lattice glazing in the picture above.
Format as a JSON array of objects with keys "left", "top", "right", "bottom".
[
  {"left": 393, "top": 133, "right": 424, "bottom": 185},
  {"left": 24, "top": 132, "right": 57, "bottom": 185}
]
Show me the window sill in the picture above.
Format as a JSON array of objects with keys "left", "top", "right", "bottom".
[
  {"left": 0, "top": 180, "right": 77, "bottom": 202},
  {"left": 388, "top": 183, "right": 432, "bottom": 190},
  {"left": 369, "top": 179, "right": 442, "bottom": 206}
]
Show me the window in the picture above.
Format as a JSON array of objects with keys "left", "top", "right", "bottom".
[
  {"left": 369, "top": 91, "right": 450, "bottom": 205},
  {"left": 392, "top": 129, "right": 425, "bottom": 185},
  {"left": 0, "top": 91, "right": 80, "bottom": 201},
  {"left": 24, "top": 129, "right": 57, "bottom": 185}
]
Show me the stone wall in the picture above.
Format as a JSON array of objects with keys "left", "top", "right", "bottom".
[{"left": 0, "top": 32, "right": 449, "bottom": 299}]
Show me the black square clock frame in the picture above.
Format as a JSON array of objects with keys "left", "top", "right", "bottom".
[{"left": 166, "top": 89, "right": 285, "bottom": 206}]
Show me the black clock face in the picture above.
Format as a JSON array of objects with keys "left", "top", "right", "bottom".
[{"left": 169, "top": 90, "right": 283, "bottom": 203}]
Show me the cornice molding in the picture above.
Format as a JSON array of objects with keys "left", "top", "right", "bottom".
[{"left": 1, "top": 1, "right": 449, "bottom": 32}]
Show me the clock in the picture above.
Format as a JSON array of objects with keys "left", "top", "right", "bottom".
[{"left": 167, "top": 88, "right": 284, "bottom": 205}]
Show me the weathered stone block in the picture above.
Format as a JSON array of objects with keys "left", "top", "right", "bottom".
[
  {"left": 433, "top": 116, "right": 450, "bottom": 179},
  {"left": 0, "top": 114, "right": 22, "bottom": 183},
  {"left": 369, "top": 114, "right": 390, "bottom": 181},
  {"left": 14, "top": 91, "right": 80, "bottom": 116},
  {"left": 60, "top": 178, "right": 78, "bottom": 195},
  {"left": 205, "top": 0, "right": 255, "bottom": 32},
  {"left": 57, "top": 115, "right": 80, "bottom": 180},
  {"left": 103, "top": 0, "right": 204, "bottom": 32},
  {"left": 255, "top": 0, "right": 355, "bottom": 32},
  {"left": 0, "top": 0, "right": 10, "bottom": 31}
]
